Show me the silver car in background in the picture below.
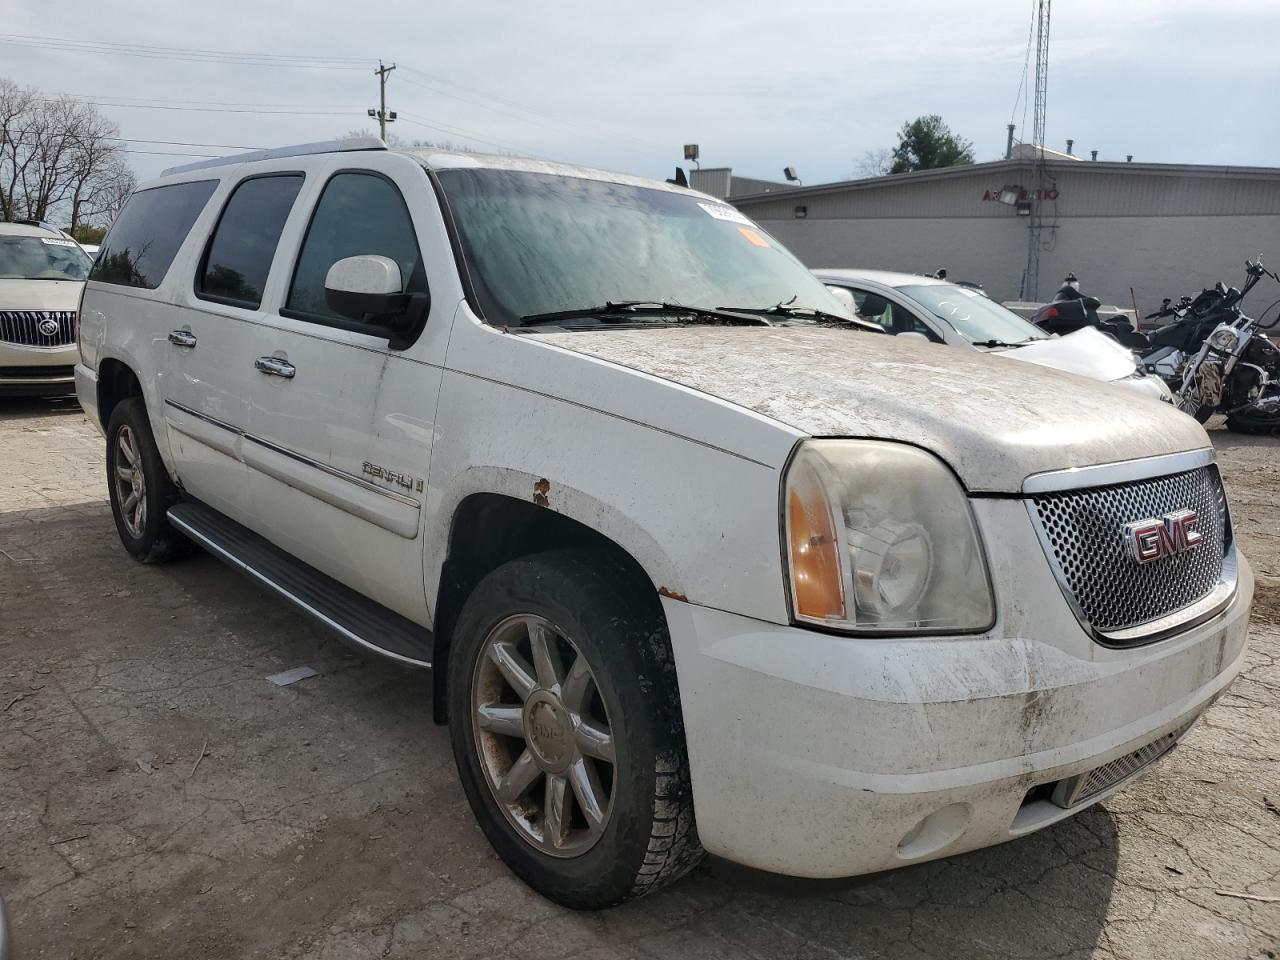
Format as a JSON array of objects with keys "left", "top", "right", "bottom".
[{"left": 818, "top": 268, "right": 1172, "bottom": 402}]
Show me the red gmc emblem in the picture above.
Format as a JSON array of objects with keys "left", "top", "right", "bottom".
[{"left": 1123, "top": 510, "right": 1203, "bottom": 563}]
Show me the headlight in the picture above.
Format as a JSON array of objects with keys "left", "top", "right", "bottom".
[
  {"left": 784, "top": 440, "right": 994, "bottom": 633},
  {"left": 1208, "top": 327, "right": 1239, "bottom": 352}
]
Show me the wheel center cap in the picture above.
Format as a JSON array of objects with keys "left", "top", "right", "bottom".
[{"left": 524, "top": 691, "right": 572, "bottom": 773}]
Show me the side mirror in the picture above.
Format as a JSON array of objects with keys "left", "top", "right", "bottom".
[
  {"left": 1083, "top": 295, "right": 1102, "bottom": 310},
  {"left": 325, "top": 255, "right": 412, "bottom": 323},
  {"left": 896, "top": 331, "right": 930, "bottom": 343}
]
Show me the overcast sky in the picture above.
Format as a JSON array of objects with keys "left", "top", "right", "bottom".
[{"left": 8, "top": 0, "right": 1280, "bottom": 187}]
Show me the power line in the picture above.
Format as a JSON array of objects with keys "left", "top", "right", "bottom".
[
  {"left": 0, "top": 32, "right": 373, "bottom": 63},
  {"left": 397, "top": 66, "right": 664, "bottom": 153},
  {"left": 0, "top": 34, "right": 372, "bottom": 70},
  {"left": 55, "top": 93, "right": 362, "bottom": 110},
  {"left": 120, "top": 148, "right": 223, "bottom": 157},
  {"left": 397, "top": 113, "right": 536, "bottom": 155},
  {"left": 1009, "top": 0, "right": 1037, "bottom": 130},
  {"left": 45, "top": 99, "right": 357, "bottom": 117},
  {"left": 108, "top": 136, "right": 264, "bottom": 150}
]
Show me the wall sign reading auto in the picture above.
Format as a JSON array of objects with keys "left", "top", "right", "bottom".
[{"left": 982, "top": 187, "right": 1059, "bottom": 201}]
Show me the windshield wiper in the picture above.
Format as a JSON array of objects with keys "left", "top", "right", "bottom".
[
  {"left": 519, "top": 301, "right": 769, "bottom": 328},
  {"left": 719, "top": 301, "right": 882, "bottom": 332},
  {"left": 971, "top": 337, "right": 1039, "bottom": 348}
]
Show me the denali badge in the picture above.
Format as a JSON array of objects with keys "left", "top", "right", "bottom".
[
  {"left": 361, "top": 460, "right": 424, "bottom": 492},
  {"left": 1123, "top": 510, "right": 1202, "bottom": 563},
  {"left": 38, "top": 318, "right": 60, "bottom": 337}
]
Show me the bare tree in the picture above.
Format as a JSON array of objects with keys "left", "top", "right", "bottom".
[
  {"left": 0, "top": 78, "right": 37, "bottom": 221},
  {"left": 80, "top": 156, "right": 135, "bottom": 227},
  {"left": 0, "top": 78, "right": 135, "bottom": 227},
  {"left": 852, "top": 147, "right": 894, "bottom": 179}
]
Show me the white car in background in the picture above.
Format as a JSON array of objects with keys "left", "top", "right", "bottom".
[
  {"left": 0, "top": 221, "right": 93, "bottom": 396},
  {"left": 818, "top": 268, "right": 1172, "bottom": 402}
]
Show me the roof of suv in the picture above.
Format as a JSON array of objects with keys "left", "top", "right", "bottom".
[{"left": 157, "top": 137, "right": 716, "bottom": 199}]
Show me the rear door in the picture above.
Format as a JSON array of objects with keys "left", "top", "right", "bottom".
[
  {"left": 158, "top": 171, "right": 306, "bottom": 521},
  {"left": 241, "top": 154, "right": 445, "bottom": 624}
]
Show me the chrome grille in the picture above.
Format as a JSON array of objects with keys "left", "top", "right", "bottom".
[
  {"left": 1029, "top": 466, "right": 1229, "bottom": 637},
  {"left": 0, "top": 310, "right": 77, "bottom": 346}
]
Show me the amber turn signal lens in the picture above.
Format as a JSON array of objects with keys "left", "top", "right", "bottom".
[{"left": 788, "top": 481, "right": 845, "bottom": 621}]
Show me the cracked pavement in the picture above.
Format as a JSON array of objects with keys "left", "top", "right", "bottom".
[{"left": 0, "top": 397, "right": 1277, "bottom": 959}]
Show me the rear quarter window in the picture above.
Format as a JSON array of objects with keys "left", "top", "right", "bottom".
[{"left": 91, "top": 179, "right": 218, "bottom": 289}]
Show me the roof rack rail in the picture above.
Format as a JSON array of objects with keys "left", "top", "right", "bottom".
[{"left": 161, "top": 136, "right": 386, "bottom": 178}]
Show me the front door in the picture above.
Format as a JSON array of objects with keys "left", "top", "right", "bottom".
[{"left": 242, "top": 156, "right": 445, "bottom": 624}]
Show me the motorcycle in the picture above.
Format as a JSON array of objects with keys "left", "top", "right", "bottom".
[
  {"left": 1031, "top": 274, "right": 1149, "bottom": 349},
  {"left": 1143, "top": 260, "right": 1277, "bottom": 391},
  {"left": 1174, "top": 260, "right": 1280, "bottom": 432}
]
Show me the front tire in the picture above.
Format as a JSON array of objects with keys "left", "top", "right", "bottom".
[
  {"left": 105, "top": 398, "right": 191, "bottom": 563},
  {"left": 447, "top": 551, "right": 702, "bottom": 909}
]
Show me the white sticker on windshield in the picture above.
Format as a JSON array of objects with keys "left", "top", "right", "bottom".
[
  {"left": 40, "top": 237, "right": 78, "bottom": 247},
  {"left": 697, "top": 202, "right": 752, "bottom": 225}
]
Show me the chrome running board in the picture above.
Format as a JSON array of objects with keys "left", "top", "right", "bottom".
[{"left": 168, "top": 500, "right": 432, "bottom": 668}]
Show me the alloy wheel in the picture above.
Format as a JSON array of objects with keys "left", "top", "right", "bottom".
[
  {"left": 471, "top": 614, "right": 616, "bottom": 858},
  {"left": 113, "top": 424, "right": 147, "bottom": 539}
]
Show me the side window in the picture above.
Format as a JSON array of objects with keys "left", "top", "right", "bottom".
[
  {"left": 851, "top": 289, "right": 942, "bottom": 342},
  {"left": 91, "top": 180, "right": 218, "bottom": 289},
  {"left": 899, "top": 309, "right": 942, "bottom": 341},
  {"left": 850, "top": 289, "right": 894, "bottom": 332},
  {"left": 197, "top": 174, "right": 304, "bottom": 309},
  {"left": 284, "top": 172, "right": 425, "bottom": 326}
]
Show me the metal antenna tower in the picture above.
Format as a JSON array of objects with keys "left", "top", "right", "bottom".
[{"left": 1023, "top": 0, "right": 1051, "bottom": 300}]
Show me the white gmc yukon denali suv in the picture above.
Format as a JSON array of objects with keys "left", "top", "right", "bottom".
[{"left": 75, "top": 138, "right": 1252, "bottom": 909}]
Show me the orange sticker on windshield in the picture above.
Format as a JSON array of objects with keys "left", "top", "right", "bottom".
[{"left": 738, "top": 227, "right": 769, "bottom": 248}]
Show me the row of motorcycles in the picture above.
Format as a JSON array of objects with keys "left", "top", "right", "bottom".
[{"left": 1031, "top": 259, "right": 1280, "bottom": 433}]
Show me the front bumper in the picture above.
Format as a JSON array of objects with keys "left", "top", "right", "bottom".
[
  {"left": 663, "top": 550, "right": 1252, "bottom": 878},
  {"left": 0, "top": 341, "right": 77, "bottom": 396}
]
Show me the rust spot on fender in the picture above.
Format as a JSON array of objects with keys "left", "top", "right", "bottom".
[
  {"left": 658, "top": 587, "right": 689, "bottom": 603},
  {"left": 533, "top": 478, "right": 551, "bottom": 507}
]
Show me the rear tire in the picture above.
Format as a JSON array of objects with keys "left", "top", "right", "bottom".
[
  {"left": 1226, "top": 415, "right": 1278, "bottom": 435},
  {"left": 447, "top": 550, "right": 702, "bottom": 909},
  {"left": 105, "top": 398, "right": 192, "bottom": 563}
]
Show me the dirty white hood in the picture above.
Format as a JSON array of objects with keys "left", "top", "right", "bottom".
[
  {"left": 997, "top": 327, "right": 1138, "bottom": 382},
  {"left": 534, "top": 326, "right": 1209, "bottom": 493},
  {"left": 0, "top": 279, "right": 84, "bottom": 311}
]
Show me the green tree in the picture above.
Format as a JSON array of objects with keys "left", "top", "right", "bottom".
[
  {"left": 889, "top": 115, "right": 974, "bottom": 174},
  {"left": 70, "top": 223, "right": 106, "bottom": 244}
]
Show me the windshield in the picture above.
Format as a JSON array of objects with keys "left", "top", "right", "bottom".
[
  {"left": 436, "top": 168, "right": 855, "bottom": 326},
  {"left": 898, "top": 283, "right": 1047, "bottom": 344},
  {"left": 0, "top": 236, "right": 93, "bottom": 281}
]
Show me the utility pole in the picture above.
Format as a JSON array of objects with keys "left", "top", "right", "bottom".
[{"left": 370, "top": 61, "right": 397, "bottom": 141}]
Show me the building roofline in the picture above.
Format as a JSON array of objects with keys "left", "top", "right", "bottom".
[{"left": 731, "top": 157, "right": 1280, "bottom": 204}]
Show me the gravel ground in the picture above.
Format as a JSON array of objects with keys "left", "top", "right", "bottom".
[{"left": 0, "top": 397, "right": 1277, "bottom": 960}]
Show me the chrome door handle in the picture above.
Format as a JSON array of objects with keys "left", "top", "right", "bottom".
[
  {"left": 168, "top": 330, "right": 197, "bottom": 348},
  {"left": 255, "top": 356, "right": 296, "bottom": 379}
]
